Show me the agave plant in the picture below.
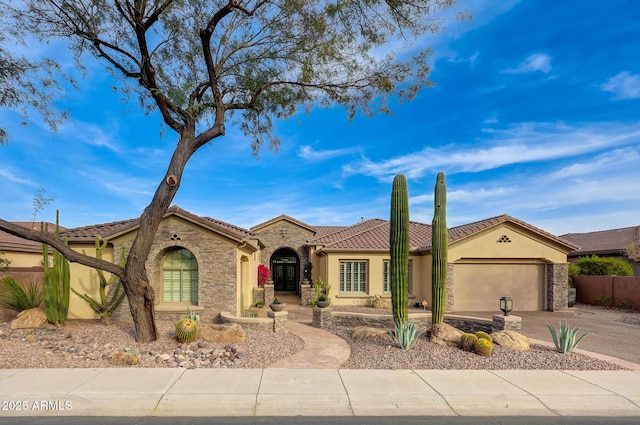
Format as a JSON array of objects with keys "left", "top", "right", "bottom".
[
  {"left": 388, "top": 321, "right": 423, "bottom": 350},
  {"left": 546, "top": 322, "right": 592, "bottom": 354}
]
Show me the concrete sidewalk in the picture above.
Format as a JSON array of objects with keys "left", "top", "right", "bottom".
[{"left": 1, "top": 368, "right": 640, "bottom": 417}]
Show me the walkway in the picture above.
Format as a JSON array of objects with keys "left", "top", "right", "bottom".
[{"left": 268, "top": 294, "right": 351, "bottom": 369}]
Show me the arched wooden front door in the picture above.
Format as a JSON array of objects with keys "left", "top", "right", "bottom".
[{"left": 270, "top": 248, "right": 299, "bottom": 293}]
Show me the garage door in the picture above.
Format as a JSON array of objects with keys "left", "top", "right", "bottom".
[{"left": 453, "top": 261, "right": 545, "bottom": 311}]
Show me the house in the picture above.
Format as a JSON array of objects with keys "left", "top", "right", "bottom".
[
  {"left": 0, "top": 207, "right": 578, "bottom": 322},
  {"left": 561, "top": 226, "right": 640, "bottom": 276}
]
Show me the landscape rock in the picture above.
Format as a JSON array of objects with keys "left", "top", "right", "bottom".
[
  {"left": 10, "top": 308, "right": 48, "bottom": 330},
  {"left": 110, "top": 352, "right": 141, "bottom": 366},
  {"left": 351, "top": 326, "right": 388, "bottom": 341},
  {"left": 428, "top": 323, "right": 463, "bottom": 347},
  {"left": 491, "top": 331, "right": 531, "bottom": 351},
  {"left": 200, "top": 323, "right": 246, "bottom": 343}
]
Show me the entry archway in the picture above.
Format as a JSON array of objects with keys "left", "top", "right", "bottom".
[{"left": 270, "top": 248, "right": 300, "bottom": 293}]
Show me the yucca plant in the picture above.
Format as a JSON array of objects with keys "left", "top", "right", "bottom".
[
  {"left": 388, "top": 321, "right": 423, "bottom": 350},
  {"left": 0, "top": 275, "right": 43, "bottom": 312},
  {"left": 546, "top": 322, "right": 592, "bottom": 354}
]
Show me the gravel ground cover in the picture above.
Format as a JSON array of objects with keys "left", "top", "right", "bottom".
[{"left": 0, "top": 304, "right": 638, "bottom": 370}]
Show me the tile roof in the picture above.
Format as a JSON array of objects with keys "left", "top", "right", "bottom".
[
  {"left": 560, "top": 225, "right": 640, "bottom": 255},
  {"left": 61, "top": 206, "right": 256, "bottom": 242},
  {"left": 310, "top": 214, "right": 577, "bottom": 252},
  {"left": 250, "top": 214, "right": 316, "bottom": 233}
]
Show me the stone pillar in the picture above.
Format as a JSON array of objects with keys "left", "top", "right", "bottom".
[
  {"left": 445, "top": 263, "right": 455, "bottom": 311},
  {"left": 264, "top": 284, "right": 275, "bottom": 305},
  {"left": 492, "top": 314, "right": 522, "bottom": 333},
  {"left": 300, "top": 283, "right": 313, "bottom": 306},
  {"left": 547, "top": 263, "right": 569, "bottom": 311},
  {"left": 312, "top": 307, "right": 332, "bottom": 329},
  {"left": 267, "top": 310, "right": 288, "bottom": 333},
  {"left": 254, "top": 287, "right": 265, "bottom": 306}
]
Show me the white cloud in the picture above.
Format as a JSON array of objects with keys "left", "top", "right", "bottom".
[
  {"left": 343, "top": 121, "right": 640, "bottom": 181},
  {"left": 601, "top": 71, "right": 640, "bottom": 100},
  {"left": 503, "top": 53, "right": 552, "bottom": 74},
  {"left": 298, "top": 145, "right": 359, "bottom": 162},
  {"left": 59, "top": 119, "right": 121, "bottom": 152},
  {"left": 0, "top": 169, "right": 37, "bottom": 187},
  {"left": 548, "top": 148, "right": 640, "bottom": 180}
]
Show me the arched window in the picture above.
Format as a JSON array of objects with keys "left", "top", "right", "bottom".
[{"left": 162, "top": 248, "right": 198, "bottom": 303}]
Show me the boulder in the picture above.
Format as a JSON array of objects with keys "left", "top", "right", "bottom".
[
  {"left": 351, "top": 326, "right": 388, "bottom": 341},
  {"left": 110, "top": 352, "right": 140, "bottom": 366},
  {"left": 491, "top": 331, "right": 531, "bottom": 351},
  {"left": 200, "top": 323, "right": 246, "bottom": 343},
  {"left": 428, "top": 323, "right": 463, "bottom": 347},
  {"left": 10, "top": 308, "right": 48, "bottom": 330}
]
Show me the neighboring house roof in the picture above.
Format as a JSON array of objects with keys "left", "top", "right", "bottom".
[
  {"left": 560, "top": 225, "right": 640, "bottom": 256},
  {"left": 61, "top": 205, "right": 257, "bottom": 245},
  {"left": 0, "top": 222, "right": 62, "bottom": 253}
]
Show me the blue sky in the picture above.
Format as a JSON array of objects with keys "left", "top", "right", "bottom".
[{"left": 1, "top": 0, "right": 639, "bottom": 236}]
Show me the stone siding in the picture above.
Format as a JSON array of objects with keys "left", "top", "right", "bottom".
[
  {"left": 110, "top": 220, "right": 239, "bottom": 323},
  {"left": 254, "top": 221, "right": 314, "bottom": 285},
  {"left": 219, "top": 311, "right": 284, "bottom": 333},
  {"left": 547, "top": 262, "right": 569, "bottom": 311}
]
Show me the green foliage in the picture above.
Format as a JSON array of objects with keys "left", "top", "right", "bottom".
[
  {"left": 175, "top": 317, "right": 199, "bottom": 343},
  {"left": 181, "top": 306, "right": 200, "bottom": 324},
  {"left": 255, "top": 301, "right": 265, "bottom": 308},
  {"left": 459, "top": 333, "right": 477, "bottom": 352},
  {"left": 431, "top": 172, "right": 448, "bottom": 324},
  {"left": 71, "top": 239, "right": 126, "bottom": 325},
  {"left": 576, "top": 255, "right": 633, "bottom": 276},
  {"left": 41, "top": 211, "right": 70, "bottom": 326},
  {"left": 475, "top": 331, "right": 492, "bottom": 342},
  {"left": 473, "top": 338, "right": 493, "bottom": 356},
  {"left": 546, "top": 322, "right": 592, "bottom": 354},
  {"left": 0, "top": 255, "right": 10, "bottom": 271},
  {"left": 568, "top": 263, "right": 580, "bottom": 287},
  {"left": 312, "top": 278, "right": 331, "bottom": 305},
  {"left": 390, "top": 174, "right": 409, "bottom": 327},
  {"left": 272, "top": 296, "right": 282, "bottom": 304},
  {"left": 387, "top": 321, "right": 423, "bottom": 350},
  {"left": 0, "top": 275, "right": 42, "bottom": 312},
  {"left": 594, "top": 295, "right": 616, "bottom": 308},
  {"left": 364, "top": 294, "right": 390, "bottom": 309}
]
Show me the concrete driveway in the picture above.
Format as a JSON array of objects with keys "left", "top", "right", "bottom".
[{"left": 456, "top": 305, "right": 640, "bottom": 365}]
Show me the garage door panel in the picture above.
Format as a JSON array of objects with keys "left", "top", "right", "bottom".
[{"left": 454, "top": 263, "right": 545, "bottom": 311}]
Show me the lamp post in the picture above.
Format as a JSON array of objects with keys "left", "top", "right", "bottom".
[{"left": 500, "top": 295, "right": 513, "bottom": 316}]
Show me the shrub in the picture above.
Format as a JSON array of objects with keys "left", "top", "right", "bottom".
[
  {"left": 0, "top": 275, "right": 43, "bottom": 312},
  {"left": 546, "top": 322, "right": 591, "bottom": 354},
  {"left": 576, "top": 255, "right": 633, "bottom": 276}
]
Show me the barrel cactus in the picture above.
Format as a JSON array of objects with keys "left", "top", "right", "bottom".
[
  {"left": 474, "top": 337, "right": 493, "bottom": 356},
  {"left": 390, "top": 174, "right": 409, "bottom": 328},
  {"left": 175, "top": 317, "right": 199, "bottom": 343},
  {"left": 460, "top": 333, "right": 478, "bottom": 352},
  {"left": 475, "top": 331, "right": 492, "bottom": 342}
]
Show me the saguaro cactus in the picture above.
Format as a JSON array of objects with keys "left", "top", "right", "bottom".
[
  {"left": 72, "top": 238, "right": 126, "bottom": 325},
  {"left": 41, "top": 210, "right": 70, "bottom": 326},
  {"left": 390, "top": 174, "right": 409, "bottom": 327},
  {"left": 431, "top": 172, "right": 448, "bottom": 324}
]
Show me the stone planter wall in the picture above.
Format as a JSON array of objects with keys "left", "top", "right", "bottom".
[{"left": 219, "top": 311, "right": 287, "bottom": 333}]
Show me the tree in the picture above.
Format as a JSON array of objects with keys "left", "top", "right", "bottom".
[
  {"left": 0, "top": 7, "right": 67, "bottom": 145},
  {"left": 0, "top": 0, "right": 466, "bottom": 342}
]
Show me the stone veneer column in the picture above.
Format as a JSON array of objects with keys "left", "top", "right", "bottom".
[
  {"left": 312, "top": 307, "right": 332, "bottom": 329},
  {"left": 300, "top": 284, "right": 313, "bottom": 306},
  {"left": 267, "top": 310, "right": 288, "bottom": 333},
  {"left": 263, "top": 284, "right": 275, "bottom": 305},
  {"left": 492, "top": 314, "right": 522, "bottom": 333},
  {"left": 547, "top": 263, "right": 569, "bottom": 311},
  {"left": 445, "top": 263, "right": 455, "bottom": 311}
]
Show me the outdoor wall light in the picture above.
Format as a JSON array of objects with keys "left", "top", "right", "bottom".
[{"left": 500, "top": 295, "right": 513, "bottom": 316}]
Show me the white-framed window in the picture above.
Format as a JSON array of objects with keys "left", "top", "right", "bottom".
[
  {"left": 162, "top": 248, "right": 198, "bottom": 303},
  {"left": 339, "top": 260, "right": 367, "bottom": 293},
  {"left": 383, "top": 259, "right": 413, "bottom": 294}
]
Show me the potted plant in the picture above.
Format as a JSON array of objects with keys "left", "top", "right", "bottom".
[
  {"left": 313, "top": 278, "right": 331, "bottom": 308},
  {"left": 269, "top": 296, "right": 286, "bottom": 312}
]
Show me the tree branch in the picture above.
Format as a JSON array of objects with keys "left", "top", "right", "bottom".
[{"left": 0, "top": 220, "right": 124, "bottom": 279}]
